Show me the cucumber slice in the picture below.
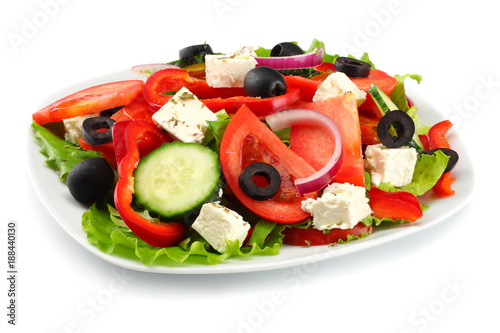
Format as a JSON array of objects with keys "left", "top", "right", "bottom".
[
  {"left": 368, "top": 84, "right": 425, "bottom": 153},
  {"left": 134, "top": 141, "right": 220, "bottom": 218}
]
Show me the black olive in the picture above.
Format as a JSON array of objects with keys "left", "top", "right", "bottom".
[
  {"left": 244, "top": 66, "right": 287, "bottom": 98},
  {"left": 377, "top": 110, "right": 415, "bottom": 148},
  {"left": 66, "top": 157, "right": 115, "bottom": 203},
  {"left": 82, "top": 116, "right": 116, "bottom": 145},
  {"left": 423, "top": 148, "right": 459, "bottom": 173},
  {"left": 270, "top": 42, "right": 304, "bottom": 57},
  {"left": 334, "top": 57, "right": 371, "bottom": 78},
  {"left": 179, "top": 43, "right": 213, "bottom": 59},
  {"left": 238, "top": 162, "right": 281, "bottom": 201}
]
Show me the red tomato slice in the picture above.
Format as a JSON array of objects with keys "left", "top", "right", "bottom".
[
  {"left": 220, "top": 105, "right": 318, "bottom": 224},
  {"left": 359, "top": 114, "right": 381, "bottom": 146},
  {"left": 350, "top": 69, "right": 397, "bottom": 94},
  {"left": 32, "top": 80, "right": 145, "bottom": 125},
  {"left": 282, "top": 222, "right": 373, "bottom": 246},
  {"left": 290, "top": 93, "right": 365, "bottom": 187}
]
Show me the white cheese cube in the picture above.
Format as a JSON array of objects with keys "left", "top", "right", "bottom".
[
  {"left": 312, "top": 72, "right": 367, "bottom": 106},
  {"left": 301, "top": 183, "right": 372, "bottom": 230},
  {"left": 152, "top": 87, "right": 218, "bottom": 144},
  {"left": 364, "top": 144, "right": 418, "bottom": 187},
  {"left": 191, "top": 202, "right": 251, "bottom": 253},
  {"left": 63, "top": 113, "right": 99, "bottom": 145},
  {"left": 205, "top": 50, "right": 257, "bottom": 88}
]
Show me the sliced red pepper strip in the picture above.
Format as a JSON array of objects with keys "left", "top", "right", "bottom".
[
  {"left": 112, "top": 120, "right": 187, "bottom": 248},
  {"left": 314, "top": 62, "right": 336, "bottom": 73},
  {"left": 143, "top": 68, "right": 194, "bottom": 110},
  {"left": 186, "top": 79, "right": 246, "bottom": 99},
  {"left": 432, "top": 172, "right": 456, "bottom": 197},
  {"left": 79, "top": 139, "right": 117, "bottom": 169},
  {"left": 284, "top": 76, "right": 321, "bottom": 102},
  {"left": 418, "top": 134, "right": 431, "bottom": 152},
  {"left": 143, "top": 68, "right": 301, "bottom": 116},
  {"left": 427, "top": 120, "right": 456, "bottom": 196},
  {"left": 78, "top": 93, "right": 166, "bottom": 169},
  {"left": 202, "top": 88, "right": 302, "bottom": 116},
  {"left": 368, "top": 186, "right": 423, "bottom": 222},
  {"left": 428, "top": 120, "right": 453, "bottom": 149}
]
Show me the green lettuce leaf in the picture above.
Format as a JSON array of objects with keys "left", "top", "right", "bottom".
[
  {"left": 363, "top": 214, "right": 414, "bottom": 227},
  {"left": 400, "top": 150, "right": 449, "bottom": 196},
  {"left": 306, "top": 39, "right": 339, "bottom": 63},
  {"left": 206, "top": 110, "right": 230, "bottom": 153},
  {"left": 82, "top": 195, "right": 285, "bottom": 266},
  {"left": 373, "top": 150, "right": 449, "bottom": 197},
  {"left": 32, "top": 121, "right": 100, "bottom": 181},
  {"left": 407, "top": 106, "right": 431, "bottom": 137},
  {"left": 391, "top": 74, "right": 423, "bottom": 112}
]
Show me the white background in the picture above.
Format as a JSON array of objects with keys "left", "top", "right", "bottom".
[{"left": 1, "top": 0, "right": 498, "bottom": 332}]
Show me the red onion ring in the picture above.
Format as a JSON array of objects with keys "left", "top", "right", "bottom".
[
  {"left": 255, "top": 48, "right": 325, "bottom": 70},
  {"left": 265, "top": 108, "right": 343, "bottom": 196}
]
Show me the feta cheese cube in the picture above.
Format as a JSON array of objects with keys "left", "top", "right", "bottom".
[
  {"left": 191, "top": 202, "right": 251, "bottom": 253},
  {"left": 364, "top": 144, "right": 418, "bottom": 187},
  {"left": 301, "top": 183, "right": 372, "bottom": 230},
  {"left": 152, "top": 87, "right": 218, "bottom": 144},
  {"left": 62, "top": 113, "right": 99, "bottom": 145},
  {"left": 205, "top": 48, "right": 257, "bottom": 88},
  {"left": 312, "top": 72, "right": 367, "bottom": 106}
]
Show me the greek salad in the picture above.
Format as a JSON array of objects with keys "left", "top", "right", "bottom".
[{"left": 31, "top": 39, "right": 458, "bottom": 266}]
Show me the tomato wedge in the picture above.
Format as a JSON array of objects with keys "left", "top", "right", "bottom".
[
  {"left": 359, "top": 114, "right": 381, "bottom": 145},
  {"left": 282, "top": 222, "right": 373, "bottom": 246},
  {"left": 220, "top": 105, "right": 317, "bottom": 224},
  {"left": 290, "top": 94, "right": 365, "bottom": 187},
  {"left": 32, "top": 80, "right": 145, "bottom": 125}
]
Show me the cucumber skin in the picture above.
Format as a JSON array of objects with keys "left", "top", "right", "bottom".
[{"left": 133, "top": 141, "right": 221, "bottom": 221}]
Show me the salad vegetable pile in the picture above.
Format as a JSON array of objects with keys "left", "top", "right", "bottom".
[{"left": 31, "top": 39, "right": 458, "bottom": 266}]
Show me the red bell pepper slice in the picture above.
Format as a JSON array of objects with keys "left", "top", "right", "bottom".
[
  {"left": 427, "top": 120, "right": 456, "bottom": 196},
  {"left": 314, "top": 61, "right": 336, "bottom": 73},
  {"left": 112, "top": 119, "right": 187, "bottom": 247},
  {"left": 202, "top": 88, "right": 302, "bottom": 116},
  {"left": 78, "top": 93, "right": 161, "bottom": 169},
  {"left": 284, "top": 76, "right": 321, "bottom": 102},
  {"left": 143, "top": 68, "right": 194, "bottom": 110},
  {"left": 368, "top": 186, "right": 423, "bottom": 222},
  {"left": 418, "top": 134, "right": 431, "bottom": 152},
  {"left": 143, "top": 68, "right": 302, "bottom": 116},
  {"left": 433, "top": 172, "right": 456, "bottom": 197},
  {"left": 428, "top": 120, "right": 453, "bottom": 149},
  {"left": 79, "top": 139, "right": 117, "bottom": 169}
]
